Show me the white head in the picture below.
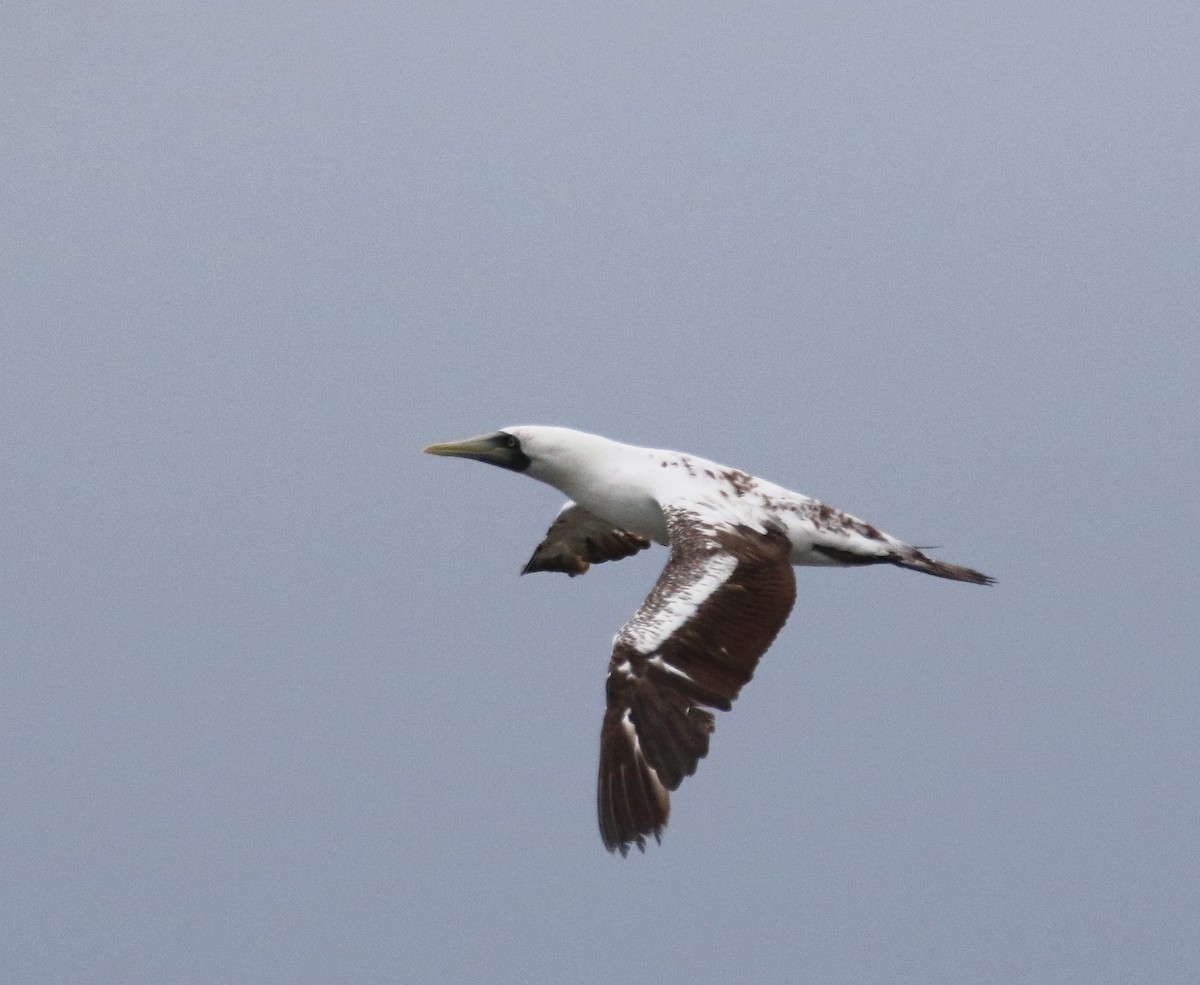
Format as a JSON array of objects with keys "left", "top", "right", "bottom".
[{"left": 423, "top": 425, "right": 617, "bottom": 490}]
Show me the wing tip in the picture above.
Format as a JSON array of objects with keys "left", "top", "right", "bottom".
[
  {"left": 597, "top": 711, "right": 672, "bottom": 857},
  {"left": 520, "top": 554, "right": 589, "bottom": 577},
  {"left": 602, "top": 822, "right": 665, "bottom": 857}
]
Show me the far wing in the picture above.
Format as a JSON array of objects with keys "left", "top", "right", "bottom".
[
  {"left": 522, "top": 501, "right": 651, "bottom": 577},
  {"left": 597, "top": 507, "right": 796, "bottom": 856}
]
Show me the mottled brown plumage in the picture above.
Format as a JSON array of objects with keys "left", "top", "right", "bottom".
[{"left": 597, "top": 511, "right": 796, "bottom": 854}]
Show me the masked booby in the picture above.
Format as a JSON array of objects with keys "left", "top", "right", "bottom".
[{"left": 424, "top": 426, "right": 993, "bottom": 856}]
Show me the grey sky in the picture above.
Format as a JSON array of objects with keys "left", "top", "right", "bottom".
[{"left": 3, "top": 2, "right": 1198, "bottom": 982}]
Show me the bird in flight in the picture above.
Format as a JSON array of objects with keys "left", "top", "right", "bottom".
[{"left": 424, "top": 426, "right": 992, "bottom": 856}]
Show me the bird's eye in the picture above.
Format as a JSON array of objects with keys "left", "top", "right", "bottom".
[{"left": 506, "top": 436, "right": 518, "bottom": 449}]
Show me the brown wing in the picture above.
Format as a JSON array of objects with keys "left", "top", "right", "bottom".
[
  {"left": 597, "top": 507, "right": 796, "bottom": 856},
  {"left": 521, "top": 501, "right": 651, "bottom": 577}
]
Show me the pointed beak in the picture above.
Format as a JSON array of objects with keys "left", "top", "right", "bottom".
[
  {"left": 423, "top": 434, "right": 502, "bottom": 462},
  {"left": 423, "top": 432, "right": 529, "bottom": 471}
]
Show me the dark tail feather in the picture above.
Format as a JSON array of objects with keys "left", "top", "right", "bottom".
[
  {"left": 811, "top": 543, "right": 995, "bottom": 585},
  {"left": 890, "top": 549, "right": 995, "bottom": 585}
]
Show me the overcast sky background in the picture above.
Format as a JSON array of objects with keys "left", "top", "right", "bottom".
[{"left": 4, "top": 2, "right": 1198, "bottom": 982}]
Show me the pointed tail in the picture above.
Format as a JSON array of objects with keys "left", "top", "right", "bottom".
[{"left": 890, "top": 548, "right": 995, "bottom": 585}]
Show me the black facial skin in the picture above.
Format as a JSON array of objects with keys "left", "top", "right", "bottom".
[{"left": 492, "top": 432, "right": 532, "bottom": 472}]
